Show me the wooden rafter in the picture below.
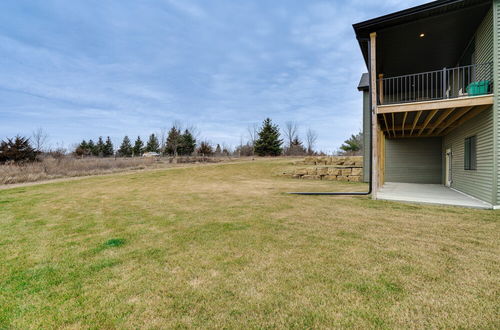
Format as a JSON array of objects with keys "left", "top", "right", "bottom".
[
  {"left": 382, "top": 114, "right": 390, "bottom": 138},
  {"left": 383, "top": 123, "right": 449, "bottom": 132},
  {"left": 417, "top": 109, "right": 438, "bottom": 136},
  {"left": 427, "top": 108, "right": 455, "bottom": 135},
  {"left": 409, "top": 111, "right": 422, "bottom": 136},
  {"left": 401, "top": 112, "right": 408, "bottom": 137},
  {"left": 435, "top": 106, "right": 473, "bottom": 135},
  {"left": 441, "top": 105, "right": 491, "bottom": 135},
  {"left": 391, "top": 113, "right": 396, "bottom": 137}
]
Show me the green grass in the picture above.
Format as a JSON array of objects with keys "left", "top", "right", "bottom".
[{"left": 0, "top": 159, "right": 499, "bottom": 328}]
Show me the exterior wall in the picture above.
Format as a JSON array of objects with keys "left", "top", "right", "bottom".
[
  {"left": 443, "top": 108, "right": 494, "bottom": 203},
  {"left": 475, "top": 7, "right": 493, "bottom": 65},
  {"left": 384, "top": 137, "right": 442, "bottom": 184},
  {"left": 494, "top": 0, "right": 500, "bottom": 205},
  {"left": 362, "top": 90, "right": 371, "bottom": 182},
  {"left": 440, "top": 3, "right": 496, "bottom": 205}
]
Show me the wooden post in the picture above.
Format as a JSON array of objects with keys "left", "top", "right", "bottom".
[
  {"left": 370, "top": 32, "right": 378, "bottom": 198},
  {"left": 378, "top": 74, "right": 384, "bottom": 105}
]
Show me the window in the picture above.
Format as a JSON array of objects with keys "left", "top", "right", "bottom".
[{"left": 464, "top": 136, "right": 477, "bottom": 170}]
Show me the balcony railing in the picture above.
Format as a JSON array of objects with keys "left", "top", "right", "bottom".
[{"left": 378, "top": 62, "right": 493, "bottom": 105}]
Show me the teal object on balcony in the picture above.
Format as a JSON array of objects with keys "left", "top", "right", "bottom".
[{"left": 467, "top": 80, "right": 490, "bottom": 96}]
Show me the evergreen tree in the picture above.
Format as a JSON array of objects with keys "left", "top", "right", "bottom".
[
  {"left": 254, "top": 118, "right": 283, "bottom": 156},
  {"left": 197, "top": 141, "right": 213, "bottom": 156},
  {"left": 339, "top": 132, "right": 363, "bottom": 155},
  {"left": 117, "top": 136, "right": 133, "bottom": 157},
  {"left": 0, "top": 136, "right": 37, "bottom": 163},
  {"left": 178, "top": 129, "right": 196, "bottom": 156},
  {"left": 145, "top": 134, "right": 160, "bottom": 153},
  {"left": 133, "top": 136, "right": 144, "bottom": 156},
  {"left": 75, "top": 140, "right": 90, "bottom": 156},
  {"left": 166, "top": 126, "right": 181, "bottom": 156},
  {"left": 215, "top": 144, "right": 222, "bottom": 156},
  {"left": 88, "top": 139, "right": 97, "bottom": 156},
  {"left": 103, "top": 136, "right": 114, "bottom": 157},
  {"left": 288, "top": 136, "right": 307, "bottom": 156},
  {"left": 95, "top": 137, "right": 105, "bottom": 157}
]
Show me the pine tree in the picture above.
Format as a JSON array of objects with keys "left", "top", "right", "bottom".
[
  {"left": 340, "top": 132, "right": 363, "bottom": 155},
  {"left": 95, "top": 137, "right": 105, "bottom": 157},
  {"left": 215, "top": 144, "right": 222, "bottom": 156},
  {"left": 88, "top": 139, "right": 97, "bottom": 156},
  {"left": 0, "top": 136, "right": 37, "bottom": 163},
  {"left": 103, "top": 136, "right": 114, "bottom": 157},
  {"left": 118, "top": 136, "right": 133, "bottom": 157},
  {"left": 254, "top": 118, "right": 283, "bottom": 156},
  {"left": 166, "top": 126, "right": 181, "bottom": 156},
  {"left": 289, "top": 136, "right": 307, "bottom": 156},
  {"left": 75, "top": 140, "right": 90, "bottom": 156},
  {"left": 145, "top": 134, "right": 160, "bottom": 153},
  {"left": 133, "top": 136, "right": 144, "bottom": 156},
  {"left": 178, "top": 129, "right": 196, "bottom": 156}
]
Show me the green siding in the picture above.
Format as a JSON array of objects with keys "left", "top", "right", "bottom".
[
  {"left": 441, "top": 2, "right": 497, "bottom": 205},
  {"left": 443, "top": 108, "right": 494, "bottom": 203},
  {"left": 494, "top": 0, "right": 500, "bottom": 205},
  {"left": 475, "top": 8, "right": 493, "bottom": 66},
  {"left": 362, "top": 90, "right": 371, "bottom": 182},
  {"left": 385, "top": 138, "right": 442, "bottom": 184}
]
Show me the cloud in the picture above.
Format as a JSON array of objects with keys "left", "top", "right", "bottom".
[{"left": 0, "top": 0, "right": 429, "bottom": 151}]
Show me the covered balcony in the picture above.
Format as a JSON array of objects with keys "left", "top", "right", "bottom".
[{"left": 377, "top": 62, "right": 494, "bottom": 138}]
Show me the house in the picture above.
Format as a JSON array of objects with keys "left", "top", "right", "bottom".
[{"left": 353, "top": 0, "right": 499, "bottom": 209}]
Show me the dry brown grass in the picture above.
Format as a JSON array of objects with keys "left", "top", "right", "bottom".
[
  {"left": 0, "top": 156, "right": 227, "bottom": 185},
  {"left": 0, "top": 159, "right": 498, "bottom": 328}
]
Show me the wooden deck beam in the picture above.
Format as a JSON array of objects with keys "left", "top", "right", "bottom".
[
  {"left": 401, "top": 112, "right": 408, "bottom": 137},
  {"left": 427, "top": 108, "right": 454, "bottom": 135},
  {"left": 382, "top": 113, "right": 390, "bottom": 138},
  {"left": 377, "top": 94, "right": 493, "bottom": 114},
  {"left": 409, "top": 111, "right": 422, "bottom": 136},
  {"left": 441, "top": 105, "right": 491, "bottom": 135},
  {"left": 435, "top": 106, "right": 473, "bottom": 135},
  {"left": 417, "top": 109, "right": 438, "bottom": 136}
]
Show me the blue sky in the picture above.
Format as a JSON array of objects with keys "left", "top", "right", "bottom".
[{"left": 0, "top": 0, "right": 427, "bottom": 152}]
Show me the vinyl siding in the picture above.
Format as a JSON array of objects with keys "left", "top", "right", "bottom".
[
  {"left": 363, "top": 90, "right": 371, "bottom": 182},
  {"left": 385, "top": 138, "right": 442, "bottom": 184},
  {"left": 475, "top": 8, "right": 493, "bottom": 65},
  {"left": 443, "top": 108, "right": 494, "bottom": 204},
  {"left": 494, "top": 0, "right": 500, "bottom": 204}
]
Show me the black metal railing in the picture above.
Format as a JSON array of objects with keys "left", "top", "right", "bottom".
[{"left": 378, "top": 62, "right": 493, "bottom": 105}]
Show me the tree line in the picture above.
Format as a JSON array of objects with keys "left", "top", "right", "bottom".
[{"left": 1, "top": 119, "right": 362, "bottom": 163}]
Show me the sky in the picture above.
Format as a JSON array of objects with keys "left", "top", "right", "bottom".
[{"left": 0, "top": 0, "right": 428, "bottom": 153}]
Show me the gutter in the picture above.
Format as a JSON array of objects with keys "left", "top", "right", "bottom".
[{"left": 289, "top": 37, "right": 373, "bottom": 196}]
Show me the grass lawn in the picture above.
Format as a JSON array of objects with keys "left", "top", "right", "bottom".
[{"left": 0, "top": 159, "right": 498, "bottom": 328}]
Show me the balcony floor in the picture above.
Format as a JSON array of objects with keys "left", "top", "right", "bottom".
[{"left": 377, "top": 182, "right": 492, "bottom": 209}]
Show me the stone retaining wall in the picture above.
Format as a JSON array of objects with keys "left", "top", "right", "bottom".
[{"left": 282, "top": 156, "right": 363, "bottom": 182}]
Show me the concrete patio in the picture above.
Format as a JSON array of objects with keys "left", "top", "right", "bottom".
[{"left": 377, "top": 182, "right": 493, "bottom": 209}]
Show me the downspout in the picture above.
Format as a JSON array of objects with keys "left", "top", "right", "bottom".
[{"left": 289, "top": 37, "right": 373, "bottom": 196}]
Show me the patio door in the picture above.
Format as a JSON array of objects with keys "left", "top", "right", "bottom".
[{"left": 445, "top": 148, "right": 452, "bottom": 187}]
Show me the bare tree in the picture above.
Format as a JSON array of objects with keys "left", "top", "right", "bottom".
[
  {"left": 246, "top": 123, "right": 258, "bottom": 156},
  {"left": 31, "top": 127, "right": 49, "bottom": 152},
  {"left": 283, "top": 121, "right": 298, "bottom": 152},
  {"left": 158, "top": 127, "right": 168, "bottom": 155},
  {"left": 185, "top": 124, "right": 200, "bottom": 143},
  {"left": 306, "top": 128, "right": 318, "bottom": 155},
  {"left": 247, "top": 123, "right": 258, "bottom": 146}
]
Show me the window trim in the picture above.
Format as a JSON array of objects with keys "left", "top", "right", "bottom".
[{"left": 464, "top": 135, "right": 477, "bottom": 171}]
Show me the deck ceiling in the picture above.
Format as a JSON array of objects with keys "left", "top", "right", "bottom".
[
  {"left": 377, "top": 95, "right": 493, "bottom": 138},
  {"left": 354, "top": 0, "right": 491, "bottom": 76}
]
